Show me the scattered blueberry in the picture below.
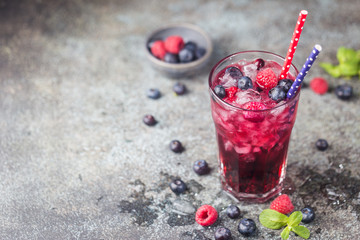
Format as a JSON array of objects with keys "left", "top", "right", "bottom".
[
  {"left": 254, "top": 58, "right": 265, "bottom": 70},
  {"left": 214, "top": 85, "right": 226, "bottom": 99},
  {"left": 169, "top": 179, "right": 187, "bottom": 195},
  {"left": 335, "top": 84, "right": 353, "bottom": 100},
  {"left": 147, "top": 88, "right": 161, "bottom": 99},
  {"left": 316, "top": 139, "right": 328, "bottom": 151},
  {"left": 278, "top": 79, "right": 293, "bottom": 92},
  {"left": 173, "top": 82, "right": 187, "bottom": 95},
  {"left": 195, "top": 47, "right": 206, "bottom": 59},
  {"left": 184, "top": 41, "right": 197, "bottom": 52},
  {"left": 301, "top": 207, "right": 316, "bottom": 224},
  {"left": 238, "top": 76, "right": 253, "bottom": 90},
  {"left": 269, "top": 86, "right": 287, "bottom": 102},
  {"left": 238, "top": 218, "right": 256, "bottom": 237},
  {"left": 143, "top": 114, "right": 157, "bottom": 126},
  {"left": 164, "top": 53, "right": 179, "bottom": 63},
  {"left": 179, "top": 48, "right": 194, "bottom": 63},
  {"left": 193, "top": 160, "right": 210, "bottom": 175},
  {"left": 214, "top": 227, "right": 232, "bottom": 240},
  {"left": 225, "top": 66, "right": 243, "bottom": 80},
  {"left": 226, "top": 205, "right": 241, "bottom": 219},
  {"left": 169, "top": 140, "right": 184, "bottom": 153}
]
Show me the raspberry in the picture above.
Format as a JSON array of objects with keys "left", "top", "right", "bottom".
[
  {"left": 195, "top": 205, "right": 218, "bottom": 226},
  {"left": 270, "top": 194, "right": 294, "bottom": 215},
  {"left": 256, "top": 68, "right": 278, "bottom": 90},
  {"left": 150, "top": 40, "right": 166, "bottom": 60},
  {"left": 242, "top": 101, "right": 267, "bottom": 122},
  {"left": 223, "top": 86, "right": 238, "bottom": 102},
  {"left": 164, "top": 35, "right": 184, "bottom": 54},
  {"left": 310, "top": 77, "right": 328, "bottom": 95}
]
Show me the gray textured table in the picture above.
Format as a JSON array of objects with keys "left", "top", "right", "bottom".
[{"left": 1, "top": 0, "right": 360, "bottom": 239}]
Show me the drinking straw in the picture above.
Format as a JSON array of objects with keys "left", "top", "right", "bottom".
[
  {"left": 280, "top": 10, "right": 308, "bottom": 80},
  {"left": 287, "top": 44, "right": 322, "bottom": 99}
]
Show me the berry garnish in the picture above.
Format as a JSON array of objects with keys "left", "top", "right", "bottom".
[
  {"left": 164, "top": 53, "right": 179, "bottom": 63},
  {"left": 164, "top": 35, "right": 184, "bottom": 54},
  {"left": 278, "top": 79, "right": 293, "bottom": 92},
  {"left": 335, "top": 84, "right": 353, "bottom": 100},
  {"left": 169, "top": 140, "right": 184, "bottom": 153},
  {"left": 169, "top": 179, "right": 187, "bottom": 195},
  {"left": 214, "top": 85, "right": 226, "bottom": 99},
  {"left": 242, "top": 101, "right": 267, "bottom": 122},
  {"left": 225, "top": 66, "right": 243, "bottom": 80},
  {"left": 310, "top": 77, "right": 328, "bottom": 95},
  {"left": 195, "top": 205, "right": 218, "bottom": 226},
  {"left": 226, "top": 205, "right": 241, "bottom": 219},
  {"left": 179, "top": 48, "right": 194, "bottom": 63},
  {"left": 184, "top": 41, "right": 197, "bottom": 52},
  {"left": 173, "top": 82, "right": 186, "bottom": 95},
  {"left": 150, "top": 40, "right": 166, "bottom": 60},
  {"left": 193, "top": 160, "right": 210, "bottom": 175},
  {"left": 143, "top": 114, "right": 157, "bottom": 126},
  {"left": 301, "top": 207, "right": 315, "bottom": 223},
  {"left": 270, "top": 194, "right": 294, "bottom": 215},
  {"left": 269, "top": 86, "right": 287, "bottom": 102},
  {"left": 254, "top": 58, "right": 265, "bottom": 70},
  {"left": 256, "top": 68, "right": 278, "bottom": 90},
  {"left": 238, "top": 218, "right": 256, "bottom": 237},
  {"left": 195, "top": 47, "right": 206, "bottom": 59},
  {"left": 315, "top": 139, "right": 328, "bottom": 151},
  {"left": 214, "top": 227, "right": 232, "bottom": 240},
  {"left": 238, "top": 76, "right": 253, "bottom": 90},
  {"left": 146, "top": 88, "right": 161, "bottom": 99},
  {"left": 224, "top": 86, "right": 238, "bottom": 101}
]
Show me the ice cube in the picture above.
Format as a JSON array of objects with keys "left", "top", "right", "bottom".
[
  {"left": 242, "top": 63, "right": 258, "bottom": 82},
  {"left": 234, "top": 89, "right": 261, "bottom": 107},
  {"left": 219, "top": 73, "right": 238, "bottom": 88}
]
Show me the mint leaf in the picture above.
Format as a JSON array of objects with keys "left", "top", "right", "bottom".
[
  {"left": 288, "top": 211, "right": 302, "bottom": 227},
  {"left": 292, "top": 225, "right": 310, "bottom": 239},
  {"left": 339, "top": 62, "right": 359, "bottom": 77},
  {"left": 337, "top": 47, "right": 358, "bottom": 65},
  {"left": 319, "top": 62, "right": 341, "bottom": 78},
  {"left": 259, "top": 209, "right": 288, "bottom": 229},
  {"left": 281, "top": 226, "right": 291, "bottom": 240}
]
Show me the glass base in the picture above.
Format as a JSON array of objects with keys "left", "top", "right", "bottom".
[{"left": 220, "top": 179, "right": 283, "bottom": 203}]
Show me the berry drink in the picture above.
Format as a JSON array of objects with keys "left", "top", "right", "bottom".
[{"left": 209, "top": 51, "right": 300, "bottom": 202}]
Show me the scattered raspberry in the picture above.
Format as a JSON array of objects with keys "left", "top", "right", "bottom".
[
  {"left": 256, "top": 68, "right": 278, "bottom": 90},
  {"left": 195, "top": 205, "right": 218, "bottom": 226},
  {"left": 164, "top": 35, "right": 185, "bottom": 54},
  {"left": 223, "top": 86, "right": 238, "bottom": 102},
  {"left": 270, "top": 194, "right": 294, "bottom": 215},
  {"left": 151, "top": 40, "right": 166, "bottom": 60},
  {"left": 310, "top": 77, "right": 328, "bottom": 95},
  {"left": 242, "top": 101, "right": 267, "bottom": 122}
]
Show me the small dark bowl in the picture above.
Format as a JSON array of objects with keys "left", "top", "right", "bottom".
[{"left": 145, "top": 23, "right": 213, "bottom": 78}]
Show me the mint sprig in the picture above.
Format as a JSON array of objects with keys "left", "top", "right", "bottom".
[{"left": 259, "top": 210, "right": 310, "bottom": 239}]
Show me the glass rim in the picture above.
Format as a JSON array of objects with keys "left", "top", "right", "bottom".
[{"left": 208, "top": 50, "right": 300, "bottom": 112}]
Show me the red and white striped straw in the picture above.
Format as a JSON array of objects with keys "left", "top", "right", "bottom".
[{"left": 280, "top": 10, "right": 308, "bottom": 79}]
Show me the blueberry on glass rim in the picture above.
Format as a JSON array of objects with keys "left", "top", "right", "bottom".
[{"left": 214, "top": 85, "right": 226, "bottom": 99}]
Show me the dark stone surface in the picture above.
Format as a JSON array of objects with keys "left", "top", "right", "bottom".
[{"left": 0, "top": 0, "right": 359, "bottom": 239}]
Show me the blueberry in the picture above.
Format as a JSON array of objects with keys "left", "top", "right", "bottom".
[
  {"left": 184, "top": 41, "right": 197, "bottom": 52},
  {"left": 316, "top": 139, "right": 328, "bottom": 151},
  {"left": 214, "top": 227, "right": 232, "bottom": 240},
  {"left": 301, "top": 207, "right": 315, "bottom": 223},
  {"left": 335, "top": 84, "right": 353, "bottom": 100},
  {"left": 169, "top": 140, "right": 184, "bottom": 153},
  {"left": 214, "top": 85, "right": 226, "bottom": 99},
  {"left": 254, "top": 58, "right": 265, "bottom": 70},
  {"left": 278, "top": 79, "right": 293, "bottom": 92},
  {"left": 225, "top": 66, "right": 243, "bottom": 80},
  {"left": 147, "top": 88, "right": 161, "bottom": 99},
  {"left": 238, "top": 76, "right": 253, "bottom": 90},
  {"left": 164, "top": 53, "right": 179, "bottom": 63},
  {"left": 173, "top": 82, "right": 186, "bottom": 95},
  {"left": 143, "top": 114, "right": 157, "bottom": 126},
  {"left": 179, "top": 48, "right": 194, "bottom": 63},
  {"left": 226, "top": 205, "right": 241, "bottom": 219},
  {"left": 269, "top": 86, "right": 287, "bottom": 102},
  {"left": 238, "top": 218, "right": 256, "bottom": 237},
  {"left": 193, "top": 160, "right": 210, "bottom": 175},
  {"left": 169, "top": 179, "right": 187, "bottom": 195},
  {"left": 195, "top": 47, "right": 206, "bottom": 59}
]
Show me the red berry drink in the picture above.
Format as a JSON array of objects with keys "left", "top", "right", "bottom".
[{"left": 209, "top": 51, "right": 300, "bottom": 202}]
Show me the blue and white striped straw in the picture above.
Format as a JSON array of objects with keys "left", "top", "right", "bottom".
[{"left": 287, "top": 44, "right": 322, "bottom": 99}]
